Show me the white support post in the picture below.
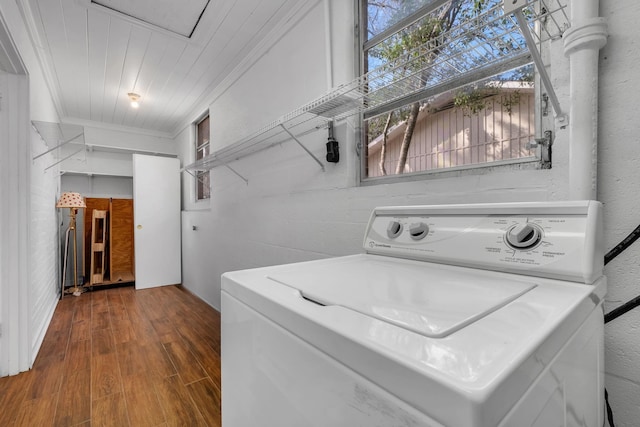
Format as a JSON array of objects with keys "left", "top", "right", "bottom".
[
  {"left": 0, "top": 71, "right": 32, "bottom": 376},
  {"left": 563, "top": 1, "right": 608, "bottom": 200}
]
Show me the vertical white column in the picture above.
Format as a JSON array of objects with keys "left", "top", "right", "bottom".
[
  {"left": 563, "top": 0, "right": 608, "bottom": 200},
  {"left": 0, "top": 71, "right": 32, "bottom": 376},
  {"left": 0, "top": 71, "right": 7, "bottom": 377}
]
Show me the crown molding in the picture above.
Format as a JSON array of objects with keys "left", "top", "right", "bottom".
[{"left": 0, "top": 11, "right": 27, "bottom": 74}]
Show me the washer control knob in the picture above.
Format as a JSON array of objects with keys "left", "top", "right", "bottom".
[
  {"left": 409, "top": 222, "right": 429, "bottom": 240},
  {"left": 387, "top": 221, "right": 403, "bottom": 239},
  {"left": 506, "top": 223, "right": 541, "bottom": 249}
]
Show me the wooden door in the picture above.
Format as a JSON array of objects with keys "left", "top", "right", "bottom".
[{"left": 132, "top": 154, "right": 181, "bottom": 289}]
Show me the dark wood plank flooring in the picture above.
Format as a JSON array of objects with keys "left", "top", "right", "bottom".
[{"left": 0, "top": 285, "right": 222, "bottom": 426}]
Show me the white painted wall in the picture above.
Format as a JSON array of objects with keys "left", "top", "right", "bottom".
[
  {"left": 598, "top": 1, "right": 640, "bottom": 425},
  {"left": 178, "top": 0, "right": 563, "bottom": 309},
  {"left": 177, "top": 0, "right": 639, "bottom": 425},
  {"left": 61, "top": 175, "right": 133, "bottom": 199},
  {"left": 59, "top": 124, "right": 177, "bottom": 177},
  {"left": 0, "top": 0, "right": 61, "bottom": 374},
  {"left": 30, "top": 127, "right": 60, "bottom": 362}
]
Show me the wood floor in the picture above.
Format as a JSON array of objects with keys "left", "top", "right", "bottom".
[{"left": 0, "top": 285, "right": 222, "bottom": 426}]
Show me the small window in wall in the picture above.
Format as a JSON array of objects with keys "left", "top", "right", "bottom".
[
  {"left": 196, "top": 115, "right": 210, "bottom": 200},
  {"left": 361, "top": 0, "right": 539, "bottom": 181}
]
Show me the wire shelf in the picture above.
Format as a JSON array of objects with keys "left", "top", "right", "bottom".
[{"left": 184, "top": 0, "right": 569, "bottom": 173}]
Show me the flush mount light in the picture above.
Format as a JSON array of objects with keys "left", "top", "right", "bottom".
[{"left": 128, "top": 92, "right": 141, "bottom": 108}]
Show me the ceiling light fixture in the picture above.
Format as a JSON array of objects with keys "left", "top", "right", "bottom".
[{"left": 128, "top": 92, "right": 141, "bottom": 108}]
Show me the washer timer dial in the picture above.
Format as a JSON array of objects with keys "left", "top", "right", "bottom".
[
  {"left": 409, "top": 222, "right": 429, "bottom": 240},
  {"left": 387, "top": 221, "right": 403, "bottom": 238},
  {"left": 505, "top": 223, "right": 542, "bottom": 250}
]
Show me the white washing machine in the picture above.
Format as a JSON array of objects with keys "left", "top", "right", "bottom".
[{"left": 221, "top": 201, "right": 605, "bottom": 427}]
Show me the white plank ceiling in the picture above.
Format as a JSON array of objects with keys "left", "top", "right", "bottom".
[{"left": 23, "top": 0, "right": 308, "bottom": 135}]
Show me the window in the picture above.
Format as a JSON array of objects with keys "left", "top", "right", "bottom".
[
  {"left": 360, "top": 0, "right": 538, "bottom": 180},
  {"left": 195, "top": 115, "right": 210, "bottom": 200}
]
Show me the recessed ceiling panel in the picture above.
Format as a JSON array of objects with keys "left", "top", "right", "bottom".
[{"left": 91, "top": 0, "right": 210, "bottom": 38}]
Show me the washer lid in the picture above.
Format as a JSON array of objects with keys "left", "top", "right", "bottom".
[{"left": 267, "top": 257, "right": 536, "bottom": 338}]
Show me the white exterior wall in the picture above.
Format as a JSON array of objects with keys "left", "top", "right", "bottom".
[{"left": 178, "top": 0, "right": 638, "bottom": 425}]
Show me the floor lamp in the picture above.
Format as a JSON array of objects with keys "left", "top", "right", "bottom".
[{"left": 57, "top": 192, "right": 86, "bottom": 298}]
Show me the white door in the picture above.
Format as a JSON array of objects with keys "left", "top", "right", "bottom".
[{"left": 133, "top": 154, "right": 181, "bottom": 289}]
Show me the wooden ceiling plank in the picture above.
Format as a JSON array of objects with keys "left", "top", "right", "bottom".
[
  {"left": 61, "top": 0, "right": 91, "bottom": 120},
  {"left": 176, "top": 0, "right": 319, "bottom": 134},
  {"left": 161, "top": 0, "right": 256, "bottom": 125},
  {"left": 147, "top": 0, "right": 240, "bottom": 130},
  {"left": 136, "top": 36, "right": 187, "bottom": 131},
  {"left": 101, "top": 18, "right": 132, "bottom": 124},
  {"left": 28, "top": 0, "right": 307, "bottom": 133},
  {"left": 164, "top": 0, "right": 291, "bottom": 127},
  {"left": 111, "top": 25, "right": 152, "bottom": 126},
  {"left": 87, "top": 8, "right": 110, "bottom": 123},
  {"left": 35, "top": 0, "right": 77, "bottom": 116},
  {"left": 144, "top": 42, "right": 201, "bottom": 131},
  {"left": 141, "top": 0, "right": 234, "bottom": 131},
  {"left": 122, "top": 32, "right": 177, "bottom": 129}
]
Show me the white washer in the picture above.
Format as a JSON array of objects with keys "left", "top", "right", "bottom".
[{"left": 221, "top": 201, "right": 605, "bottom": 427}]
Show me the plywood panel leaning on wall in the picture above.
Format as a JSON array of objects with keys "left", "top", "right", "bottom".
[
  {"left": 110, "top": 198, "right": 135, "bottom": 283},
  {"left": 83, "top": 197, "right": 135, "bottom": 286}
]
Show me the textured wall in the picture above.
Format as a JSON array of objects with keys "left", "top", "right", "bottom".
[
  {"left": 0, "top": 0, "right": 61, "bottom": 369},
  {"left": 0, "top": 0, "right": 59, "bottom": 372},
  {"left": 30, "top": 129, "right": 60, "bottom": 360},
  {"left": 176, "top": 0, "right": 637, "bottom": 425},
  {"left": 178, "top": 1, "right": 562, "bottom": 304},
  {"left": 599, "top": 1, "right": 640, "bottom": 425},
  {"left": 59, "top": 125, "right": 176, "bottom": 177}
]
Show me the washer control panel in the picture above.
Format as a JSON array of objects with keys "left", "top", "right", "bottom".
[{"left": 364, "top": 202, "right": 603, "bottom": 284}]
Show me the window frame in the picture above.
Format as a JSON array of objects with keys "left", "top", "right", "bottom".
[
  {"left": 357, "top": 0, "right": 544, "bottom": 185},
  {"left": 195, "top": 114, "right": 211, "bottom": 202}
]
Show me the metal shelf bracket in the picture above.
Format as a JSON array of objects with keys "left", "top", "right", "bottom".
[
  {"left": 44, "top": 148, "right": 84, "bottom": 171},
  {"left": 31, "top": 121, "right": 86, "bottom": 170},
  {"left": 505, "top": 0, "right": 569, "bottom": 126},
  {"left": 279, "top": 124, "right": 325, "bottom": 172},
  {"left": 225, "top": 165, "right": 249, "bottom": 185},
  {"left": 33, "top": 132, "right": 83, "bottom": 161}
]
